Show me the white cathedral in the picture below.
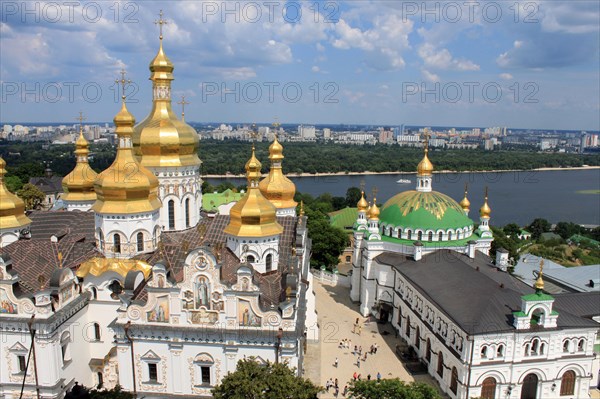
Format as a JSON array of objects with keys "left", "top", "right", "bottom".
[
  {"left": 0, "top": 22, "right": 318, "bottom": 399},
  {"left": 350, "top": 145, "right": 599, "bottom": 399}
]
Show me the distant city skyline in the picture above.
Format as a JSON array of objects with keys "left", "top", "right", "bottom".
[{"left": 1, "top": 1, "right": 599, "bottom": 130}]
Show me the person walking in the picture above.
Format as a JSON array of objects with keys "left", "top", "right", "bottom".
[
  {"left": 357, "top": 357, "right": 361, "bottom": 368},
  {"left": 343, "top": 385, "right": 348, "bottom": 396},
  {"left": 334, "top": 357, "right": 339, "bottom": 368},
  {"left": 353, "top": 372, "right": 357, "bottom": 380},
  {"left": 377, "top": 372, "right": 382, "bottom": 381},
  {"left": 367, "top": 374, "right": 371, "bottom": 381}
]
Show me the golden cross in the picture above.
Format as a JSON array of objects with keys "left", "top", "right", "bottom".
[
  {"left": 155, "top": 10, "right": 167, "bottom": 40},
  {"left": 539, "top": 259, "right": 544, "bottom": 274},
  {"left": 464, "top": 183, "right": 468, "bottom": 195},
  {"left": 372, "top": 187, "right": 378, "bottom": 199},
  {"left": 250, "top": 124, "right": 258, "bottom": 142},
  {"left": 484, "top": 186, "right": 488, "bottom": 199},
  {"left": 75, "top": 111, "right": 86, "bottom": 134},
  {"left": 423, "top": 128, "right": 430, "bottom": 150},
  {"left": 177, "top": 95, "right": 190, "bottom": 120},
  {"left": 115, "top": 69, "right": 132, "bottom": 101}
]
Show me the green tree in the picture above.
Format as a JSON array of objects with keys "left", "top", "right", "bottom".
[
  {"left": 16, "top": 183, "right": 45, "bottom": 210},
  {"left": 345, "top": 187, "right": 362, "bottom": 208},
  {"left": 491, "top": 227, "right": 519, "bottom": 262},
  {"left": 212, "top": 359, "right": 321, "bottom": 399},
  {"left": 528, "top": 218, "right": 551, "bottom": 240},
  {"left": 348, "top": 379, "right": 441, "bottom": 399},
  {"left": 89, "top": 385, "right": 134, "bottom": 398},
  {"left": 4, "top": 175, "right": 23, "bottom": 192},
  {"left": 554, "top": 221, "right": 582, "bottom": 240},
  {"left": 503, "top": 223, "right": 521, "bottom": 239}
]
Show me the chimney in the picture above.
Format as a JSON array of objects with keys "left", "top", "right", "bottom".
[
  {"left": 413, "top": 241, "right": 423, "bottom": 261},
  {"left": 467, "top": 240, "right": 477, "bottom": 259},
  {"left": 495, "top": 248, "right": 509, "bottom": 271}
]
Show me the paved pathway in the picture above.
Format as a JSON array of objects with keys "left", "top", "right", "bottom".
[{"left": 305, "top": 280, "right": 420, "bottom": 398}]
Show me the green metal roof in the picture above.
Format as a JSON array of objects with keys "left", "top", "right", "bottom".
[
  {"left": 380, "top": 234, "right": 475, "bottom": 247},
  {"left": 202, "top": 189, "right": 244, "bottom": 211},
  {"left": 329, "top": 207, "right": 358, "bottom": 231},
  {"left": 379, "top": 190, "right": 473, "bottom": 231},
  {"left": 522, "top": 291, "right": 555, "bottom": 302}
]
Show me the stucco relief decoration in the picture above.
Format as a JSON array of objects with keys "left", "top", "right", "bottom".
[{"left": 238, "top": 299, "right": 261, "bottom": 327}]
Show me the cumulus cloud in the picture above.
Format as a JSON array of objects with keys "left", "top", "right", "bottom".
[
  {"left": 499, "top": 73, "right": 514, "bottom": 80},
  {"left": 418, "top": 43, "right": 480, "bottom": 71},
  {"left": 421, "top": 69, "right": 440, "bottom": 83}
]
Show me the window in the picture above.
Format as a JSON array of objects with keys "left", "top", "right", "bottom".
[
  {"left": 563, "top": 340, "right": 570, "bottom": 353},
  {"left": 448, "top": 231, "right": 453, "bottom": 240},
  {"left": 97, "top": 372, "right": 104, "bottom": 389},
  {"left": 415, "top": 326, "right": 420, "bottom": 349},
  {"left": 137, "top": 232, "right": 144, "bottom": 252},
  {"left": 168, "top": 200, "right": 175, "bottom": 229},
  {"left": 98, "top": 229, "right": 104, "bottom": 250},
  {"left": 397, "top": 229, "right": 402, "bottom": 238},
  {"left": 426, "top": 339, "right": 431, "bottom": 362},
  {"left": 185, "top": 198, "right": 190, "bottom": 228},
  {"left": 93, "top": 323, "right": 101, "bottom": 341},
  {"left": 481, "top": 377, "right": 496, "bottom": 399},
  {"left": 61, "top": 332, "right": 71, "bottom": 365},
  {"left": 438, "top": 232, "right": 443, "bottom": 241},
  {"left": 407, "top": 230, "right": 412, "bottom": 240},
  {"left": 531, "top": 339, "right": 539, "bottom": 355},
  {"left": 539, "top": 343, "right": 545, "bottom": 355},
  {"left": 113, "top": 234, "right": 121, "bottom": 254},
  {"left": 524, "top": 343, "right": 530, "bottom": 356},
  {"left": 418, "top": 231, "right": 423, "bottom": 241},
  {"left": 405, "top": 316, "right": 411, "bottom": 338},
  {"left": 148, "top": 363, "right": 158, "bottom": 382},
  {"left": 428, "top": 232, "right": 433, "bottom": 241},
  {"left": 201, "top": 366, "right": 211, "bottom": 385},
  {"left": 246, "top": 255, "right": 255, "bottom": 263},
  {"left": 437, "top": 352, "right": 444, "bottom": 377},
  {"left": 266, "top": 254, "right": 273, "bottom": 272},
  {"left": 345, "top": 255, "right": 351, "bottom": 262},
  {"left": 481, "top": 346, "right": 487, "bottom": 358},
  {"left": 560, "top": 370, "right": 575, "bottom": 396},
  {"left": 578, "top": 339, "right": 585, "bottom": 352},
  {"left": 497, "top": 344, "right": 504, "bottom": 357},
  {"left": 18, "top": 355, "right": 27, "bottom": 372},
  {"left": 531, "top": 308, "right": 544, "bottom": 325},
  {"left": 450, "top": 367, "right": 458, "bottom": 394}
]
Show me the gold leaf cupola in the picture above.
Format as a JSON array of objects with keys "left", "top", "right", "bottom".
[
  {"left": 479, "top": 187, "right": 491, "bottom": 218},
  {"left": 459, "top": 183, "right": 470, "bottom": 215},
  {"left": 133, "top": 10, "right": 200, "bottom": 168},
  {"left": 224, "top": 145, "right": 283, "bottom": 238},
  {"left": 416, "top": 130, "right": 433, "bottom": 193},
  {"left": 259, "top": 135, "right": 298, "bottom": 216},
  {"left": 357, "top": 191, "right": 368, "bottom": 212},
  {"left": 62, "top": 113, "right": 98, "bottom": 210},
  {"left": 0, "top": 157, "right": 32, "bottom": 247},
  {"left": 92, "top": 72, "right": 161, "bottom": 215}
]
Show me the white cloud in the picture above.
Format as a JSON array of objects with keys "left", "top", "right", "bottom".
[
  {"left": 311, "top": 66, "right": 320, "bottom": 73},
  {"left": 316, "top": 43, "right": 325, "bottom": 52},
  {"left": 499, "top": 73, "right": 513, "bottom": 80},
  {"left": 421, "top": 69, "right": 440, "bottom": 83},
  {"left": 418, "top": 43, "right": 479, "bottom": 71}
]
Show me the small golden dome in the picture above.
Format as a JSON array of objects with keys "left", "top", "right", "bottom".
[
  {"left": 92, "top": 102, "right": 161, "bottom": 215},
  {"left": 62, "top": 129, "right": 98, "bottom": 202},
  {"left": 357, "top": 191, "right": 368, "bottom": 212},
  {"left": 134, "top": 39, "right": 200, "bottom": 169},
  {"left": 534, "top": 260, "right": 544, "bottom": 291},
  {"left": 224, "top": 146, "right": 283, "bottom": 238},
  {"left": 370, "top": 198, "right": 380, "bottom": 220},
  {"left": 479, "top": 189, "right": 491, "bottom": 218},
  {"left": 417, "top": 148, "right": 434, "bottom": 176},
  {"left": 259, "top": 137, "right": 297, "bottom": 210},
  {"left": 0, "top": 157, "right": 32, "bottom": 230},
  {"left": 366, "top": 204, "right": 372, "bottom": 219},
  {"left": 459, "top": 184, "right": 470, "bottom": 211}
]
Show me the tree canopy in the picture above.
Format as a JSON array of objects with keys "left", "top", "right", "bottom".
[
  {"left": 348, "top": 379, "right": 441, "bottom": 399},
  {"left": 212, "top": 359, "right": 321, "bottom": 399},
  {"left": 16, "top": 183, "right": 45, "bottom": 210}
]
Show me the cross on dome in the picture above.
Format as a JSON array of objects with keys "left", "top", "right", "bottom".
[{"left": 155, "top": 10, "right": 167, "bottom": 40}]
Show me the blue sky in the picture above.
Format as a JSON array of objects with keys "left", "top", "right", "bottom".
[{"left": 1, "top": 1, "right": 599, "bottom": 130}]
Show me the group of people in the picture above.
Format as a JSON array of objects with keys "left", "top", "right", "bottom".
[{"left": 325, "top": 378, "right": 347, "bottom": 397}]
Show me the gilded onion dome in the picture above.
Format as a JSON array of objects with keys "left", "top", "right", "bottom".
[
  {"left": 259, "top": 136, "right": 297, "bottom": 209},
  {"left": 133, "top": 33, "right": 201, "bottom": 168},
  {"left": 534, "top": 260, "right": 545, "bottom": 291},
  {"left": 417, "top": 146, "right": 434, "bottom": 176},
  {"left": 62, "top": 127, "right": 98, "bottom": 202},
  {"left": 92, "top": 100, "right": 161, "bottom": 215},
  {"left": 0, "top": 157, "right": 32, "bottom": 229},
  {"left": 369, "top": 198, "right": 380, "bottom": 220},
  {"left": 224, "top": 146, "right": 283, "bottom": 237},
  {"left": 357, "top": 191, "right": 368, "bottom": 212},
  {"left": 459, "top": 183, "right": 470, "bottom": 212},
  {"left": 479, "top": 188, "right": 491, "bottom": 218}
]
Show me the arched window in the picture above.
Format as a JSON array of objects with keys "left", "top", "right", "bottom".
[
  {"left": 428, "top": 231, "right": 433, "bottom": 241},
  {"left": 397, "top": 229, "right": 402, "bottom": 238},
  {"left": 417, "top": 231, "right": 423, "bottom": 241},
  {"left": 426, "top": 339, "right": 431, "bottom": 362},
  {"left": 524, "top": 343, "right": 530, "bottom": 356},
  {"left": 448, "top": 231, "right": 453, "bottom": 240},
  {"left": 415, "top": 326, "right": 420, "bottom": 349},
  {"left": 185, "top": 198, "right": 190, "bottom": 228},
  {"left": 578, "top": 339, "right": 585, "bottom": 351},
  {"left": 531, "top": 339, "right": 539, "bottom": 355},
  {"left": 539, "top": 343, "right": 545, "bottom": 355},
  {"left": 98, "top": 229, "right": 104, "bottom": 250},
  {"left": 497, "top": 344, "right": 504, "bottom": 357},
  {"left": 438, "top": 232, "right": 443, "bottom": 241},
  {"left": 266, "top": 254, "right": 273, "bottom": 272},
  {"left": 560, "top": 370, "right": 575, "bottom": 396},
  {"left": 246, "top": 255, "right": 255, "bottom": 263},
  {"left": 60, "top": 331, "right": 71, "bottom": 365},
  {"left": 93, "top": 323, "right": 101, "bottom": 341},
  {"left": 563, "top": 340, "right": 570, "bottom": 353},
  {"left": 137, "top": 232, "right": 144, "bottom": 252},
  {"left": 168, "top": 200, "right": 175, "bottom": 229},
  {"left": 90, "top": 287, "right": 98, "bottom": 300},
  {"left": 113, "top": 234, "right": 121, "bottom": 254},
  {"left": 437, "top": 352, "right": 444, "bottom": 377},
  {"left": 97, "top": 372, "right": 104, "bottom": 389},
  {"left": 481, "top": 377, "right": 497, "bottom": 399},
  {"left": 531, "top": 308, "right": 544, "bottom": 325},
  {"left": 405, "top": 315, "right": 411, "bottom": 338},
  {"left": 407, "top": 230, "right": 412, "bottom": 240},
  {"left": 345, "top": 255, "right": 351, "bottom": 263},
  {"left": 481, "top": 346, "right": 488, "bottom": 358},
  {"left": 450, "top": 367, "right": 458, "bottom": 394}
]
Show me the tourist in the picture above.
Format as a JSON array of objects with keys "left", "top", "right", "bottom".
[
  {"left": 367, "top": 374, "right": 371, "bottom": 380},
  {"left": 334, "top": 357, "right": 338, "bottom": 368},
  {"left": 374, "top": 343, "right": 379, "bottom": 354},
  {"left": 353, "top": 345, "right": 357, "bottom": 354},
  {"left": 377, "top": 372, "right": 381, "bottom": 381},
  {"left": 335, "top": 378, "right": 338, "bottom": 389},
  {"left": 353, "top": 372, "right": 357, "bottom": 380},
  {"left": 357, "top": 357, "right": 360, "bottom": 368},
  {"left": 343, "top": 385, "right": 348, "bottom": 396}
]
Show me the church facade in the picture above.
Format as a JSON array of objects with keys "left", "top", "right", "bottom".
[
  {"left": 0, "top": 19, "right": 317, "bottom": 399},
  {"left": 350, "top": 145, "right": 599, "bottom": 399}
]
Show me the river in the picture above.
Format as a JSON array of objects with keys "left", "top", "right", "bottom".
[{"left": 206, "top": 169, "right": 600, "bottom": 226}]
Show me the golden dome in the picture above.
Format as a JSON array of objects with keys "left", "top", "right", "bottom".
[
  {"left": 366, "top": 204, "right": 372, "bottom": 219},
  {"left": 417, "top": 147, "right": 434, "bottom": 176},
  {"left": 62, "top": 128, "right": 98, "bottom": 202},
  {"left": 0, "top": 157, "right": 32, "bottom": 230},
  {"left": 357, "top": 191, "right": 368, "bottom": 212},
  {"left": 369, "top": 198, "right": 380, "bottom": 220},
  {"left": 133, "top": 38, "right": 200, "bottom": 168},
  {"left": 534, "top": 260, "right": 544, "bottom": 291},
  {"left": 459, "top": 184, "right": 470, "bottom": 212},
  {"left": 224, "top": 146, "right": 283, "bottom": 238},
  {"left": 259, "top": 136, "right": 297, "bottom": 209},
  {"left": 479, "top": 188, "right": 491, "bottom": 218},
  {"left": 92, "top": 101, "right": 161, "bottom": 215}
]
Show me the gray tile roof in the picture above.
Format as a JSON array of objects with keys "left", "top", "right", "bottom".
[{"left": 375, "top": 250, "right": 599, "bottom": 335}]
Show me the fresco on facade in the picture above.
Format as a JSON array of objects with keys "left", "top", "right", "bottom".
[
  {"left": 0, "top": 289, "right": 17, "bottom": 314},
  {"left": 182, "top": 290, "right": 194, "bottom": 310},
  {"left": 238, "top": 300, "right": 261, "bottom": 327},
  {"left": 195, "top": 276, "right": 211, "bottom": 309},
  {"left": 147, "top": 296, "right": 169, "bottom": 322}
]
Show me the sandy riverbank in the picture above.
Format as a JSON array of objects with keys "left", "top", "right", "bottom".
[{"left": 202, "top": 165, "right": 600, "bottom": 179}]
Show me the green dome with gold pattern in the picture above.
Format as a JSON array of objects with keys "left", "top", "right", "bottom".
[{"left": 379, "top": 190, "right": 473, "bottom": 233}]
